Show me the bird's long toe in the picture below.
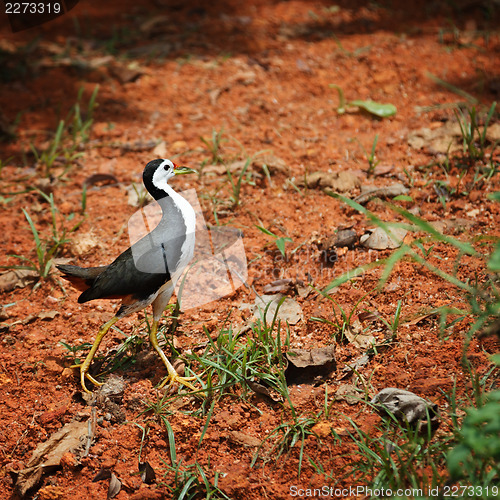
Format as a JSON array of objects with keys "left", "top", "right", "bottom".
[
  {"left": 158, "top": 371, "right": 201, "bottom": 394},
  {"left": 72, "top": 362, "right": 103, "bottom": 393}
]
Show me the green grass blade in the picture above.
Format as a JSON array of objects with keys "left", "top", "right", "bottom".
[
  {"left": 163, "top": 418, "right": 177, "bottom": 465},
  {"left": 255, "top": 225, "right": 276, "bottom": 237},
  {"left": 426, "top": 72, "right": 478, "bottom": 104}
]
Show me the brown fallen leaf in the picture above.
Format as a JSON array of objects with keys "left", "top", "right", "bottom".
[
  {"left": 14, "top": 419, "right": 90, "bottom": 497},
  {"left": 372, "top": 164, "right": 394, "bottom": 176},
  {"left": 429, "top": 217, "right": 476, "bottom": 234},
  {"left": 330, "top": 228, "right": 358, "bottom": 249},
  {"left": 354, "top": 183, "right": 408, "bottom": 205},
  {"left": 344, "top": 319, "right": 376, "bottom": 350},
  {"left": 139, "top": 15, "right": 169, "bottom": 34},
  {"left": 360, "top": 226, "right": 408, "bottom": 250},
  {"left": 335, "top": 383, "right": 361, "bottom": 405},
  {"left": 253, "top": 294, "right": 303, "bottom": 325},
  {"left": 70, "top": 232, "right": 100, "bottom": 256},
  {"left": 5, "top": 310, "right": 59, "bottom": 328},
  {"left": 341, "top": 353, "right": 371, "bottom": 378},
  {"left": 152, "top": 140, "right": 167, "bottom": 157},
  {"left": 208, "top": 85, "right": 229, "bottom": 105},
  {"left": 263, "top": 278, "right": 295, "bottom": 293},
  {"left": 228, "top": 430, "right": 262, "bottom": 448},
  {"left": 203, "top": 160, "right": 249, "bottom": 176},
  {"left": 252, "top": 154, "right": 290, "bottom": 176},
  {"left": 358, "top": 310, "right": 382, "bottom": 323},
  {"left": 139, "top": 461, "right": 156, "bottom": 484},
  {"left": 407, "top": 121, "right": 462, "bottom": 154},
  {"left": 0, "top": 269, "right": 38, "bottom": 292},
  {"left": 371, "top": 387, "right": 440, "bottom": 433},
  {"left": 246, "top": 379, "right": 283, "bottom": 404},
  {"left": 109, "top": 62, "right": 144, "bottom": 84},
  {"left": 486, "top": 121, "right": 500, "bottom": 142},
  {"left": 108, "top": 473, "right": 121, "bottom": 499},
  {"left": 407, "top": 117, "right": 500, "bottom": 155},
  {"left": 83, "top": 173, "right": 119, "bottom": 188},
  {"left": 403, "top": 311, "right": 438, "bottom": 327},
  {"left": 299, "top": 170, "right": 361, "bottom": 193},
  {"left": 285, "top": 346, "right": 336, "bottom": 384},
  {"left": 119, "top": 140, "right": 158, "bottom": 152},
  {"left": 93, "top": 468, "right": 112, "bottom": 482}
]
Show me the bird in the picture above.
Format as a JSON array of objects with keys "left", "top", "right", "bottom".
[{"left": 57, "top": 159, "right": 198, "bottom": 393}]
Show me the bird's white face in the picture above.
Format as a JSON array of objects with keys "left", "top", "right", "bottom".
[{"left": 152, "top": 159, "right": 176, "bottom": 190}]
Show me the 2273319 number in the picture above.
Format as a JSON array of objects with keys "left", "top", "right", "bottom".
[{"left": 5, "top": 2, "right": 61, "bottom": 14}]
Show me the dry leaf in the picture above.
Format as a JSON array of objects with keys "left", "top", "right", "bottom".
[
  {"left": 403, "top": 311, "right": 438, "bottom": 327},
  {"left": 486, "top": 122, "right": 500, "bottom": 142},
  {"left": 285, "top": 346, "right": 336, "bottom": 384},
  {"left": 408, "top": 122, "right": 462, "bottom": 154},
  {"left": 93, "top": 468, "right": 112, "bottom": 482},
  {"left": 253, "top": 154, "right": 290, "bottom": 175},
  {"left": 152, "top": 140, "right": 167, "bottom": 157},
  {"left": 107, "top": 473, "right": 121, "bottom": 499},
  {"left": 38, "top": 310, "right": 59, "bottom": 320},
  {"left": 0, "top": 269, "right": 38, "bottom": 292},
  {"left": 335, "top": 384, "right": 361, "bottom": 405},
  {"left": 139, "top": 15, "right": 169, "bottom": 34},
  {"left": 372, "top": 164, "right": 394, "bottom": 176},
  {"left": 139, "top": 461, "right": 156, "bottom": 484},
  {"left": 341, "top": 353, "right": 371, "bottom": 377},
  {"left": 299, "top": 170, "right": 361, "bottom": 193},
  {"left": 253, "top": 294, "right": 303, "bottom": 325},
  {"left": 228, "top": 430, "right": 261, "bottom": 447},
  {"left": 429, "top": 217, "right": 476, "bottom": 234},
  {"left": 360, "top": 226, "right": 407, "bottom": 250},
  {"left": 263, "top": 278, "right": 294, "bottom": 293},
  {"left": 15, "top": 420, "right": 90, "bottom": 497},
  {"left": 354, "top": 183, "right": 408, "bottom": 204},
  {"left": 246, "top": 379, "right": 283, "bottom": 403},
  {"left": 71, "top": 233, "right": 100, "bottom": 256},
  {"left": 371, "top": 388, "right": 440, "bottom": 432},
  {"left": 83, "top": 173, "right": 119, "bottom": 188},
  {"left": 344, "top": 319, "right": 376, "bottom": 350},
  {"left": 109, "top": 62, "right": 144, "bottom": 83}
]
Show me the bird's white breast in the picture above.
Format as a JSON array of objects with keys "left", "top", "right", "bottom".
[{"left": 167, "top": 186, "right": 196, "bottom": 272}]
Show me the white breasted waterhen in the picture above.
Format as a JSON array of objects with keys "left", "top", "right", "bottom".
[{"left": 58, "top": 159, "right": 198, "bottom": 393}]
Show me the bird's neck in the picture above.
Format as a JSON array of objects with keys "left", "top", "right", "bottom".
[{"left": 155, "top": 184, "right": 196, "bottom": 236}]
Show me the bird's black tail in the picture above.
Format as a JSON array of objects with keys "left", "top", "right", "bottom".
[{"left": 57, "top": 264, "right": 107, "bottom": 292}]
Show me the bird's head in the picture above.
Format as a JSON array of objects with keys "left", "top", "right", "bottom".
[{"left": 144, "top": 159, "right": 196, "bottom": 199}]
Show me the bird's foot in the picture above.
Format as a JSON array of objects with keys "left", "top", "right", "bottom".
[
  {"left": 71, "top": 362, "right": 103, "bottom": 393},
  {"left": 158, "top": 369, "right": 203, "bottom": 396}
]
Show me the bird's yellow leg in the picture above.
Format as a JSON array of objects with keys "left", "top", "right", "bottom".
[
  {"left": 148, "top": 320, "right": 201, "bottom": 394},
  {"left": 72, "top": 316, "right": 120, "bottom": 393}
]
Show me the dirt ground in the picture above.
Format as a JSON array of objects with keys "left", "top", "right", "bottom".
[{"left": 1, "top": 1, "right": 499, "bottom": 499}]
